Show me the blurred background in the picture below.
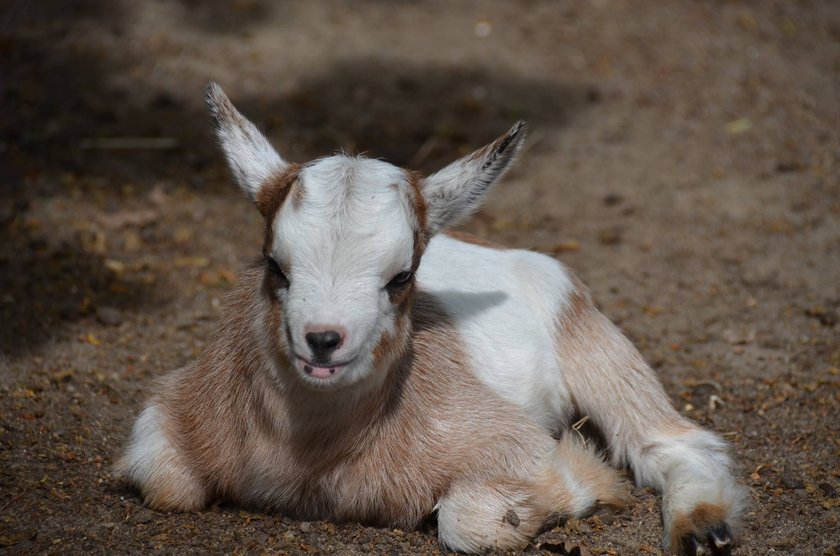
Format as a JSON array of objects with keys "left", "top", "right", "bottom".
[{"left": 1, "top": 1, "right": 839, "bottom": 553}]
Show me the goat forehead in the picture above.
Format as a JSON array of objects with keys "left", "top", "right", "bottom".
[
  {"left": 273, "top": 156, "right": 416, "bottom": 270},
  {"left": 300, "top": 156, "right": 408, "bottom": 209}
]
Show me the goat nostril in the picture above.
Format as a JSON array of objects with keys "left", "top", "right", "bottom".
[{"left": 305, "top": 330, "right": 343, "bottom": 356}]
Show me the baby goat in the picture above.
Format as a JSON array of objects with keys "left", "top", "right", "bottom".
[{"left": 118, "top": 83, "right": 746, "bottom": 555}]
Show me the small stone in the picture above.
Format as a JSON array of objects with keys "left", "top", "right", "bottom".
[
  {"left": 95, "top": 306, "right": 123, "bottom": 326},
  {"left": 299, "top": 521, "right": 312, "bottom": 533},
  {"left": 819, "top": 482, "right": 837, "bottom": 498},
  {"left": 781, "top": 469, "right": 805, "bottom": 490},
  {"left": 602, "top": 193, "right": 624, "bottom": 206},
  {"left": 594, "top": 509, "right": 615, "bottom": 526},
  {"left": 131, "top": 509, "right": 154, "bottom": 524},
  {"left": 576, "top": 522, "right": 592, "bottom": 534}
]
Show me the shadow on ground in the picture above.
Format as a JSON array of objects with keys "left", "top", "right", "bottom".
[
  {"left": 3, "top": 0, "right": 588, "bottom": 187},
  {"left": 0, "top": 208, "right": 156, "bottom": 358}
]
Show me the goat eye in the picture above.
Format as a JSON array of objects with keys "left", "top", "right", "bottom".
[
  {"left": 386, "top": 271, "right": 413, "bottom": 290},
  {"left": 265, "top": 256, "right": 289, "bottom": 287}
]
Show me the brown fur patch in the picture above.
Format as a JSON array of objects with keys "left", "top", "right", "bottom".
[
  {"left": 556, "top": 273, "right": 692, "bottom": 427},
  {"left": 531, "top": 434, "right": 629, "bottom": 517},
  {"left": 256, "top": 164, "right": 300, "bottom": 218},
  {"left": 256, "top": 163, "right": 301, "bottom": 243},
  {"left": 371, "top": 305, "right": 411, "bottom": 371}
]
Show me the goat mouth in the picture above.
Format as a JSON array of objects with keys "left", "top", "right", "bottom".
[{"left": 295, "top": 356, "right": 351, "bottom": 380}]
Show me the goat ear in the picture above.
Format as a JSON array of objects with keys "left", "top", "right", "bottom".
[
  {"left": 421, "top": 121, "right": 527, "bottom": 234},
  {"left": 204, "top": 82, "right": 287, "bottom": 200}
]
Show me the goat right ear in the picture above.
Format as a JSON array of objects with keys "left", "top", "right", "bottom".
[
  {"left": 421, "top": 121, "right": 527, "bottom": 235},
  {"left": 205, "top": 82, "right": 287, "bottom": 200}
]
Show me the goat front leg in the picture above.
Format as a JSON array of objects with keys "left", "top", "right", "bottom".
[
  {"left": 557, "top": 292, "right": 747, "bottom": 555},
  {"left": 115, "top": 404, "right": 209, "bottom": 512}
]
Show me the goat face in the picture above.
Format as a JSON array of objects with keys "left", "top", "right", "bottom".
[
  {"left": 265, "top": 157, "right": 423, "bottom": 389},
  {"left": 205, "top": 82, "right": 526, "bottom": 390}
]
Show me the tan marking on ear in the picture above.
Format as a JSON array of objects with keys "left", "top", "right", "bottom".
[
  {"left": 444, "top": 230, "right": 504, "bottom": 249},
  {"left": 465, "top": 140, "right": 495, "bottom": 163}
]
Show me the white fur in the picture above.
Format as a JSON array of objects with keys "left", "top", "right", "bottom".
[
  {"left": 121, "top": 405, "right": 170, "bottom": 483},
  {"left": 206, "top": 82, "right": 287, "bottom": 199},
  {"left": 418, "top": 235, "right": 577, "bottom": 430},
  {"left": 117, "top": 405, "right": 204, "bottom": 509}
]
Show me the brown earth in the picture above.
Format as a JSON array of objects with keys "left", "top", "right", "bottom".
[{"left": 1, "top": 1, "right": 839, "bottom": 554}]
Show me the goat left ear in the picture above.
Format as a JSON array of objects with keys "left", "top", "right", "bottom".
[
  {"left": 421, "top": 121, "right": 527, "bottom": 234},
  {"left": 204, "top": 82, "right": 288, "bottom": 200}
]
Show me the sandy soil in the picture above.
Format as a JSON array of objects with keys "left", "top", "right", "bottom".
[{"left": 2, "top": 1, "right": 839, "bottom": 554}]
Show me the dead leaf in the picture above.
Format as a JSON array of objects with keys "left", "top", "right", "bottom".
[
  {"left": 545, "top": 240, "right": 581, "bottom": 254},
  {"left": 83, "top": 333, "right": 101, "bottom": 346},
  {"left": 726, "top": 118, "right": 753, "bottom": 135}
]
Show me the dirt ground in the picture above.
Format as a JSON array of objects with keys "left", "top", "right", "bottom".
[{"left": 2, "top": 1, "right": 839, "bottom": 554}]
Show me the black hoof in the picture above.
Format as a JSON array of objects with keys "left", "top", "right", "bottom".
[
  {"left": 678, "top": 534, "right": 698, "bottom": 556},
  {"left": 677, "top": 522, "right": 735, "bottom": 555},
  {"left": 707, "top": 522, "right": 733, "bottom": 555}
]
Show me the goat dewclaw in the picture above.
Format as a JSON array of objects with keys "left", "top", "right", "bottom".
[{"left": 116, "top": 82, "right": 747, "bottom": 555}]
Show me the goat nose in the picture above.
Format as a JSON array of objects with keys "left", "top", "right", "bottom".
[{"left": 305, "top": 330, "right": 343, "bottom": 358}]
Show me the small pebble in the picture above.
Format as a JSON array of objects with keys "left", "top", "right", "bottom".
[
  {"left": 819, "top": 482, "right": 837, "bottom": 498},
  {"left": 132, "top": 510, "right": 154, "bottom": 524},
  {"left": 96, "top": 306, "right": 123, "bottom": 326},
  {"left": 602, "top": 193, "right": 624, "bottom": 206},
  {"left": 594, "top": 509, "right": 615, "bottom": 526},
  {"left": 576, "top": 522, "right": 592, "bottom": 534},
  {"left": 781, "top": 469, "right": 805, "bottom": 490}
]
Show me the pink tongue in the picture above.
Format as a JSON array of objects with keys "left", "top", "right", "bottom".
[{"left": 309, "top": 365, "right": 335, "bottom": 379}]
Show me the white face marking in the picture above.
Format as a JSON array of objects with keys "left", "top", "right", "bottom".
[{"left": 270, "top": 156, "right": 417, "bottom": 389}]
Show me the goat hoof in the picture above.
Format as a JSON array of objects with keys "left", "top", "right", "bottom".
[
  {"left": 676, "top": 522, "right": 734, "bottom": 556},
  {"left": 706, "top": 523, "right": 733, "bottom": 555},
  {"left": 678, "top": 534, "right": 698, "bottom": 556}
]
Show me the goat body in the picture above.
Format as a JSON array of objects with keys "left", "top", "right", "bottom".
[{"left": 118, "top": 84, "right": 745, "bottom": 555}]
